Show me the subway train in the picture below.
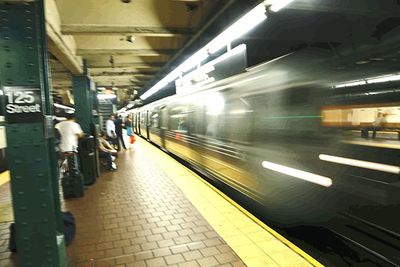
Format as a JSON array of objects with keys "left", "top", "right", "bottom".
[{"left": 133, "top": 47, "right": 400, "bottom": 264}]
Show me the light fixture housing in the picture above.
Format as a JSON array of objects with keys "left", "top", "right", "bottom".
[{"left": 140, "top": 3, "right": 267, "bottom": 100}]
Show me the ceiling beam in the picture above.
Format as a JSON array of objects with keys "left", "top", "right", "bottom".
[
  {"left": 88, "top": 62, "right": 165, "bottom": 68},
  {"left": 90, "top": 72, "right": 154, "bottom": 77},
  {"left": 76, "top": 49, "right": 176, "bottom": 56},
  {"left": 62, "top": 25, "right": 193, "bottom": 37}
]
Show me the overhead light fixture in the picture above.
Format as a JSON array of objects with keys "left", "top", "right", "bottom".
[
  {"left": 97, "top": 94, "right": 117, "bottom": 100},
  {"left": 206, "top": 3, "right": 267, "bottom": 54},
  {"left": 180, "top": 50, "right": 209, "bottom": 72},
  {"left": 334, "top": 73, "right": 400, "bottom": 88},
  {"left": 126, "top": 35, "right": 135, "bottom": 43},
  {"left": 269, "top": 0, "right": 296, "bottom": 12},
  {"left": 140, "top": 3, "right": 267, "bottom": 100}
]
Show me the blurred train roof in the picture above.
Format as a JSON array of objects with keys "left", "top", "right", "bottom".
[{"left": 46, "top": 0, "right": 400, "bottom": 106}]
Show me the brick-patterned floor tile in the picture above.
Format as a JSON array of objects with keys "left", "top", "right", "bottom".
[
  {"left": 165, "top": 253, "right": 185, "bottom": 265},
  {"left": 197, "top": 256, "right": 220, "bottom": 267},
  {"left": 0, "top": 144, "right": 246, "bottom": 267}
]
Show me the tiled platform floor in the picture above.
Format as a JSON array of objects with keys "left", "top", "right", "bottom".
[{"left": 63, "top": 142, "right": 245, "bottom": 267}]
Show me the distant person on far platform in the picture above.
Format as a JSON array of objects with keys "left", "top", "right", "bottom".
[
  {"left": 106, "top": 114, "right": 118, "bottom": 149},
  {"left": 114, "top": 115, "right": 126, "bottom": 151},
  {"left": 371, "top": 112, "right": 388, "bottom": 139}
]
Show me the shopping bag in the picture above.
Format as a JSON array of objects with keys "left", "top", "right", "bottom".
[{"left": 130, "top": 134, "right": 136, "bottom": 144}]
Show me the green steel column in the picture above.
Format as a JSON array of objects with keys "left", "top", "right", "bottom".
[
  {"left": 73, "top": 76, "right": 93, "bottom": 133},
  {"left": 73, "top": 76, "right": 98, "bottom": 184},
  {"left": 0, "top": 1, "right": 67, "bottom": 267}
]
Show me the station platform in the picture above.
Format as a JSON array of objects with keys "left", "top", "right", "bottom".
[{"left": 0, "top": 138, "right": 321, "bottom": 267}]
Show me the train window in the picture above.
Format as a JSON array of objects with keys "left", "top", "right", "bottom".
[
  {"left": 170, "top": 114, "right": 188, "bottom": 133},
  {"left": 151, "top": 112, "right": 160, "bottom": 128},
  {"left": 206, "top": 93, "right": 253, "bottom": 143},
  {"left": 169, "top": 105, "right": 189, "bottom": 133},
  {"left": 322, "top": 104, "right": 400, "bottom": 141}
]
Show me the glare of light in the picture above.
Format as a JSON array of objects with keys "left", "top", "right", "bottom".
[
  {"left": 54, "top": 103, "right": 75, "bottom": 111},
  {"left": 367, "top": 74, "right": 400, "bottom": 84},
  {"left": 229, "top": 109, "right": 253, "bottom": 115},
  {"left": 205, "top": 93, "right": 225, "bottom": 115},
  {"left": 334, "top": 80, "right": 367, "bottom": 88},
  {"left": 270, "top": 0, "right": 296, "bottom": 12},
  {"left": 207, "top": 4, "right": 267, "bottom": 54},
  {"left": 97, "top": 94, "right": 117, "bottom": 100},
  {"left": 127, "top": 104, "right": 134, "bottom": 109},
  {"left": 261, "top": 161, "right": 333, "bottom": 187},
  {"left": 319, "top": 154, "right": 400, "bottom": 174}
]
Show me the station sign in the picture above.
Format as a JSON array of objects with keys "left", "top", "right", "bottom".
[
  {"left": 175, "top": 44, "right": 248, "bottom": 95},
  {"left": 2, "top": 86, "right": 43, "bottom": 123}
]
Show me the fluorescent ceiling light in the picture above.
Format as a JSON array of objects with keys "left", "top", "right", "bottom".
[
  {"left": 207, "top": 4, "right": 267, "bottom": 54},
  {"left": 262, "top": 160, "right": 333, "bottom": 187},
  {"left": 180, "top": 50, "right": 209, "bottom": 72},
  {"left": 334, "top": 73, "right": 400, "bottom": 88},
  {"left": 127, "top": 104, "right": 134, "bottom": 109},
  {"left": 97, "top": 94, "right": 116, "bottom": 100},
  {"left": 140, "top": 4, "right": 267, "bottom": 100},
  {"left": 270, "top": 0, "right": 295, "bottom": 12},
  {"left": 319, "top": 154, "right": 400, "bottom": 174}
]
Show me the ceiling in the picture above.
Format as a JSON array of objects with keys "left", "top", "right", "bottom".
[
  {"left": 48, "top": 0, "right": 400, "bottom": 107},
  {"left": 48, "top": 0, "right": 235, "bottom": 106}
]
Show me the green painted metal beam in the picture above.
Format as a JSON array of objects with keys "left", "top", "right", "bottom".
[{"left": 0, "top": 1, "right": 67, "bottom": 266}]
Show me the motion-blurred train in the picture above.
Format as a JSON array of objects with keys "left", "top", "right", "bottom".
[{"left": 132, "top": 46, "right": 400, "bottom": 263}]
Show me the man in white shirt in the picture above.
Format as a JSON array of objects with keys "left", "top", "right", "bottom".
[{"left": 55, "top": 114, "right": 84, "bottom": 152}]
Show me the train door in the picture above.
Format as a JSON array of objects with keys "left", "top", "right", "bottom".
[
  {"left": 146, "top": 110, "right": 150, "bottom": 140},
  {"left": 160, "top": 106, "right": 168, "bottom": 148},
  {"left": 137, "top": 112, "right": 141, "bottom": 135}
]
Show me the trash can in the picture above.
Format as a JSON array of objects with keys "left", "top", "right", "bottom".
[{"left": 79, "top": 136, "right": 97, "bottom": 185}]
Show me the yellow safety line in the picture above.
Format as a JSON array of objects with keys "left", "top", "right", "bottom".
[
  {"left": 151, "top": 142, "right": 324, "bottom": 267},
  {"left": 0, "top": 171, "right": 10, "bottom": 187},
  {"left": 185, "top": 167, "right": 324, "bottom": 267}
]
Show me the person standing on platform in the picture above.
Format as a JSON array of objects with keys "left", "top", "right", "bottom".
[
  {"left": 114, "top": 115, "right": 126, "bottom": 151},
  {"left": 55, "top": 113, "right": 84, "bottom": 173},
  {"left": 55, "top": 113, "right": 84, "bottom": 153},
  {"left": 106, "top": 114, "right": 117, "bottom": 149},
  {"left": 125, "top": 116, "right": 134, "bottom": 149}
]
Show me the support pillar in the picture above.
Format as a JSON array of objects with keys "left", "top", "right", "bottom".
[
  {"left": 73, "top": 76, "right": 99, "bottom": 184},
  {"left": 0, "top": 1, "right": 67, "bottom": 266}
]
